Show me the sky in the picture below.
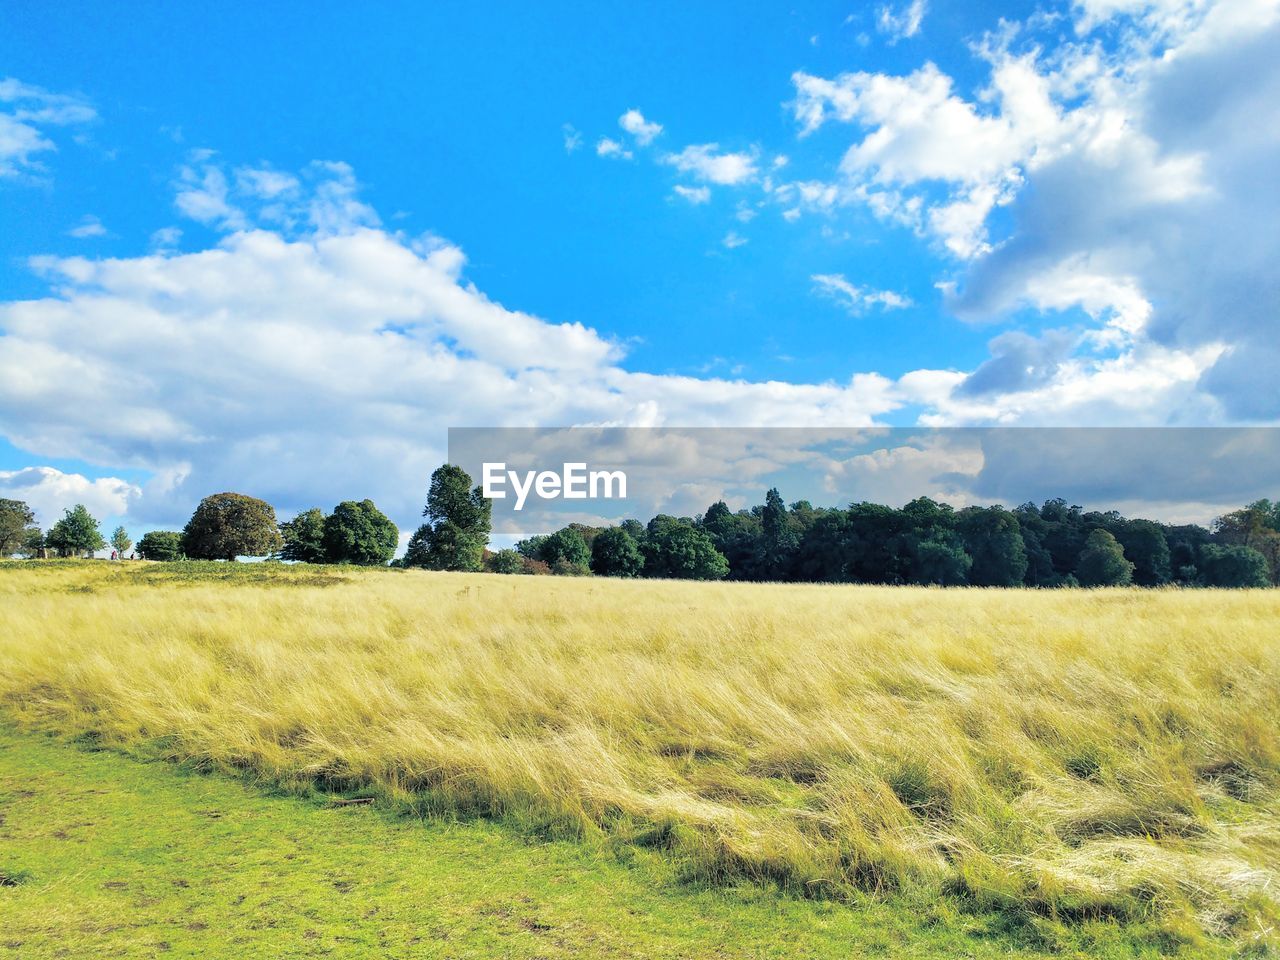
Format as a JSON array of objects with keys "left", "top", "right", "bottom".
[{"left": 1, "top": 0, "right": 1278, "bottom": 540}]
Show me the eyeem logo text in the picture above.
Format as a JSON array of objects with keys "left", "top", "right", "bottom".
[{"left": 482, "top": 462, "right": 628, "bottom": 511}]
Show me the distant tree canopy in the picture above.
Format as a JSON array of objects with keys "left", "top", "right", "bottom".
[
  {"left": 136, "top": 530, "right": 184, "bottom": 561},
  {"left": 182, "top": 493, "right": 282, "bottom": 560},
  {"left": 403, "top": 465, "right": 492, "bottom": 571},
  {"left": 0, "top": 498, "right": 38, "bottom": 556},
  {"left": 45, "top": 504, "right": 107, "bottom": 557},
  {"left": 493, "top": 489, "right": 1278, "bottom": 588},
  {"left": 322, "top": 500, "right": 399, "bottom": 565},
  {"left": 15, "top": 459, "right": 1277, "bottom": 589},
  {"left": 110, "top": 526, "right": 132, "bottom": 557}
]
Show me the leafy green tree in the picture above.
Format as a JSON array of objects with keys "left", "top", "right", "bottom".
[
  {"left": 794, "top": 509, "right": 856, "bottom": 582},
  {"left": 404, "top": 465, "right": 491, "bottom": 571},
  {"left": 1074, "top": 528, "right": 1135, "bottom": 586},
  {"left": 45, "top": 504, "right": 107, "bottom": 557},
  {"left": 1199, "top": 544, "right": 1270, "bottom": 587},
  {"left": 641, "top": 516, "right": 728, "bottom": 580},
  {"left": 110, "top": 526, "right": 132, "bottom": 557},
  {"left": 753, "top": 488, "right": 799, "bottom": 580},
  {"left": 19, "top": 527, "right": 46, "bottom": 558},
  {"left": 322, "top": 500, "right": 398, "bottom": 565},
  {"left": 484, "top": 548, "right": 526, "bottom": 574},
  {"left": 1113, "top": 519, "right": 1171, "bottom": 586},
  {"left": 699, "top": 501, "right": 760, "bottom": 579},
  {"left": 1213, "top": 504, "right": 1280, "bottom": 584},
  {"left": 590, "top": 526, "right": 644, "bottom": 577},
  {"left": 280, "top": 508, "right": 327, "bottom": 563},
  {"left": 181, "top": 493, "right": 283, "bottom": 560},
  {"left": 537, "top": 527, "right": 592, "bottom": 571},
  {"left": 1, "top": 498, "right": 40, "bottom": 555},
  {"left": 958, "top": 506, "right": 1028, "bottom": 586},
  {"left": 136, "top": 530, "right": 184, "bottom": 561},
  {"left": 1165, "top": 523, "right": 1211, "bottom": 584},
  {"left": 909, "top": 532, "right": 972, "bottom": 585}
]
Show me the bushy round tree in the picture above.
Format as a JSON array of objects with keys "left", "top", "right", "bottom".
[
  {"left": 280, "top": 507, "right": 328, "bottom": 563},
  {"left": 136, "top": 530, "right": 184, "bottom": 561},
  {"left": 590, "top": 526, "right": 643, "bottom": 577},
  {"left": 322, "top": 500, "right": 398, "bottom": 565},
  {"left": 181, "top": 493, "right": 282, "bottom": 560},
  {"left": 46, "top": 504, "right": 107, "bottom": 558},
  {"left": 1199, "top": 544, "right": 1269, "bottom": 587},
  {"left": 1074, "top": 528, "right": 1135, "bottom": 586}
]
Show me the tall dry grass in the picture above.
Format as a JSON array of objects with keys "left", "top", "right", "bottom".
[{"left": 2, "top": 561, "right": 1278, "bottom": 941}]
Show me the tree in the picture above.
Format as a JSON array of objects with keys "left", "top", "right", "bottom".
[
  {"left": 136, "top": 530, "right": 184, "bottom": 561},
  {"left": 404, "top": 465, "right": 492, "bottom": 571},
  {"left": 19, "top": 527, "right": 45, "bottom": 559},
  {"left": 1213, "top": 505, "right": 1280, "bottom": 584},
  {"left": 45, "top": 504, "right": 107, "bottom": 557},
  {"left": 641, "top": 516, "right": 729, "bottom": 580},
  {"left": 280, "top": 508, "right": 327, "bottom": 563},
  {"left": 484, "top": 548, "right": 527, "bottom": 574},
  {"left": 958, "top": 506, "right": 1028, "bottom": 586},
  {"left": 1, "top": 498, "right": 39, "bottom": 555},
  {"left": 181, "top": 493, "right": 283, "bottom": 560},
  {"left": 909, "top": 532, "right": 972, "bottom": 586},
  {"left": 1113, "top": 519, "right": 1171, "bottom": 586},
  {"left": 1199, "top": 544, "right": 1270, "bottom": 588},
  {"left": 110, "top": 526, "right": 132, "bottom": 558},
  {"left": 536, "top": 526, "right": 592, "bottom": 571},
  {"left": 322, "top": 500, "right": 398, "bottom": 565},
  {"left": 590, "top": 526, "right": 644, "bottom": 577},
  {"left": 753, "top": 488, "right": 799, "bottom": 580},
  {"left": 1074, "top": 528, "right": 1135, "bottom": 586}
]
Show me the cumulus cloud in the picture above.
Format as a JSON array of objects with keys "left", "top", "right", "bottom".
[
  {"left": 722, "top": 231, "right": 748, "bottom": 249},
  {"left": 811, "top": 273, "right": 912, "bottom": 312},
  {"left": 0, "top": 159, "right": 919, "bottom": 527},
  {"left": 0, "top": 466, "right": 139, "bottom": 527},
  {"left": 663, "top": 143, "right": 759, "bottom": 185},
  {"left": 619, "top": 108, "right": 662, "bottom": 146},
  {"left": 0, "top": 77, "right": 95, "bottom": 178},
  {"left": 788, "top": 0, "right": 1280, "bottom": 422},
  {"left": 562, "top": 123, "right": 582, "bottom": 152}
]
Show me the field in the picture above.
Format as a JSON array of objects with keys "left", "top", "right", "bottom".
[{"left": 2, "top": 561, "right": 1278, "bottom": 957}]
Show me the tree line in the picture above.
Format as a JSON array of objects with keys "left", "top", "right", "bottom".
[{"left": 3, "top": 464, "right": 1278, "bottom": 588}]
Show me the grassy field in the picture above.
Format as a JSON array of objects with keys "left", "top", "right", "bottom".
[{"left": 1, "top": 561, "right": 1278, "bottom": 955}]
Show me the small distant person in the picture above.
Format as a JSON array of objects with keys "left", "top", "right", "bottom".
[
  {"left": 130, "top": 552, "right": 136, "bottom": 561},
  {"left": 111, "top": 549, "right": 118, "bottom": 561}
]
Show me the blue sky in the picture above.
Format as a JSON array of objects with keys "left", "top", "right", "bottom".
[{"left": 2, "top": 0, "right": 1278, "bottom": 539}]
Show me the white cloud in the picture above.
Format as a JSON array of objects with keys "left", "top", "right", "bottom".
[
  {"left": 174, "top": 155, "right": 379, "bottom": 236},
  {"left": 0, "top": 77, "right": 95, "bottom": 178},
  {"left": 812, "top": 273, "right": 912, "bottom": 312},
  {"left": 663, "top": 143, "right": 759, "bottom": 185},
  {"left": 150, "top": 226, "right": 182, "bottom": 249},
  {"left": 619, "top": 109, "right": 662, "bottom": 146},
  {"left": 596, "top": 137, "right": 632, "bottom": 160},
  {"left": 562, "top": 123, "right": 582, "bottom": 152},
  {"left": 673, "top": 184, "right": 710, "bottom": 204},
  {"left": 722, "top": 231, "right": 748, "bottom": 249},
  {"left": 67, "top": 215, "right": 107, "bottom": 239},
  {"left": 1, "top": 163, "right": 920, "bottom": 528},
  {"left": 0, "top": 466, "right": 139, "bottom": 528},
  {"left": 876, "top": 0, "right": 928, "bottom": 42}
]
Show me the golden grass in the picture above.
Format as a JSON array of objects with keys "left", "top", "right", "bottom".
[{"left": 2, "top": 561, "right": 1278, "bottom": 943}]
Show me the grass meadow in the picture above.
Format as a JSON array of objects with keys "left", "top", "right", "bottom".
[{"left": 2, "top": 560, "right": 1278, "bottom": 954}]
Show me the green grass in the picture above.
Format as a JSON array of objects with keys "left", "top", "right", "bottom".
[{"left": 0, "top": 727, "right": 1258, "bottom": 959}]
